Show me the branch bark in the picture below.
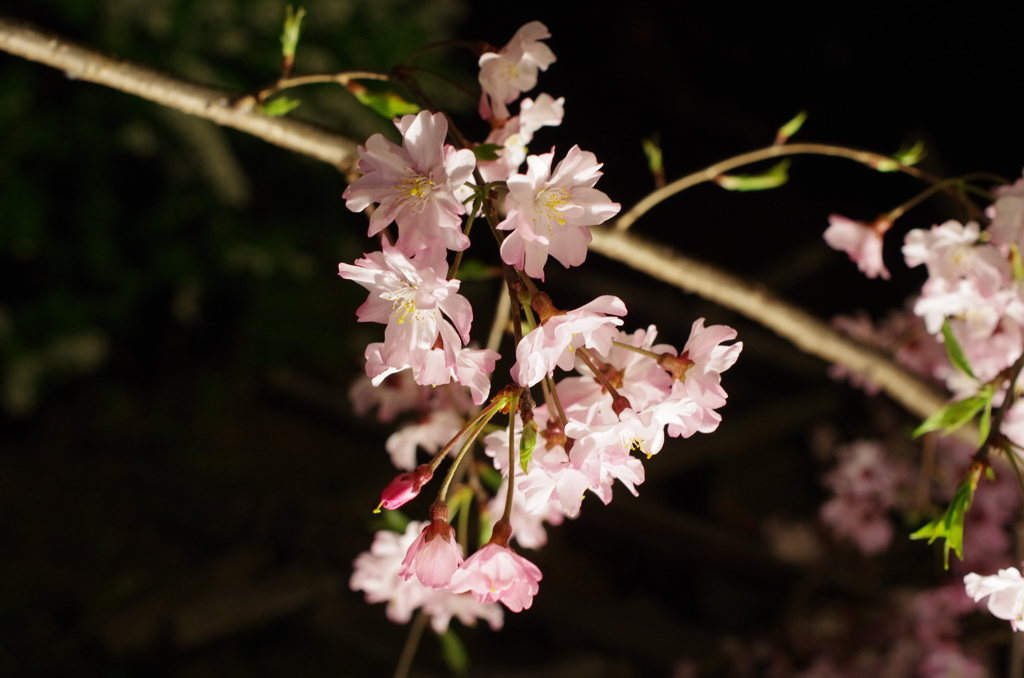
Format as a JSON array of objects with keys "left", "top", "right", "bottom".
[
  {"left": 0, "top": 15, "right": 359, "bottom": 171},
  {"left": 0, "top": 14, "right": 957, "bottom": 427},
  {"left": 588, "top": 225, "right": 953, "bottom": 426}
]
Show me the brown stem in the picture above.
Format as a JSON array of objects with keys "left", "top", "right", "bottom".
[
  {"left": 0, "top": 15, "right": 359, "bottom": 171},
  {"left": 246, "top": 70, "right": 389, "bottom": 105},
  {"left": 392, "top": 610, "right": 428, "bottom": 678}
]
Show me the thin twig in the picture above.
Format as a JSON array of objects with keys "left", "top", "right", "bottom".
[
  {"left": 0, "top": 15, "right": 359, "bottom": 170},
  {"left": 392, "top": 610, "right": 428, "bottom": 678},
  {"left": 614, "top": 143, "right": 930, "bottom": 232}
]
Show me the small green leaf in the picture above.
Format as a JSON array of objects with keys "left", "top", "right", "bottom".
[
  {"left": 520, "top": 419, "right": 539, "bottom": 474},
  {"left": 280, "top": 6, "right": 306, "bottom": 60},
  {"left": 979, "top": 398, "right": 993, "bottom": 445},
  {"left": 642, "top": 135, "right": 663, "bottom": 174},
  {"left": 346, "top": 81, "right": 420, "bottom": 119},
  {"left": 941, "top": 319, "right": 975, "bottom": 378},
  {"left": 893, "top": 139, "right": 926, "bottom": 167},
  {"left": 910, "top": 464, "right": 983, "bottom": 568},
  {"left": 873, "top": 158, "right": 901, "bottom": 172},
  {"left": 261, "top": 97, "right": 301, "bottom": 117},
  {"left": 716, "top": 160, "right": 791, "bottom": 191},
  {"left": 472, "top": 144, "right": 504, "bottom": 162},
  {"left": 479, "top": 465, "right": 502, "bottom": 492},
  {"left": 452, "top": 259, "right": 498, "bottom": 281},
  {"left": 438, "top": 628, "right": 470, "bottom": 676},
  {"left": 370, "top": 508, "right": 410, "bottom": 534},
  {"left": 775, "top": 111, "right": 808, "bottom": 144},
  {"left": 913, "top": 395, "right": 987, "bottom": 438}
]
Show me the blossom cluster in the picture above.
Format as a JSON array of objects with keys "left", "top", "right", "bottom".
[{"left": 341, "top": 21, "right": 741, "bottom": 629}]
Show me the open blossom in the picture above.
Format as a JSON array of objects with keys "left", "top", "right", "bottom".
[
  {"left": 964, "top": 566, "right": 1024, "bottom": 631},
  {"left": 400, "top": 504, "right": 463, "bottom": 589},
  {"left": 449, "top": 524, "right": 543, "bottom": 612},
  {"left": 351, "top": 521, "right": 503, "bottom": 632},
  {"left": 478, "top": 21, "right": 556, "bottom": 121},
  {"left": 823, "top": 214, "right": 891, "bottom": 280},
  {"left": 498, "top": 146, "right": 620, "bottom": 280},
  {"left": 660, "top": 319, "right": 743, "bottom": 438},
  {"left": 339, "top": 243, "right": 473, "bottom": 387},
  {"left": 342, "top": 110, "right": 476, "bottom": 254},
  {"left": 903, "top": 220, "right": 1009, "bottom": 296},
  {"left": 512, "top": 295, "right": 626, "bottom": 387},
  {"left": 478, "top": 93, "right": 565, "bottom": 183}
]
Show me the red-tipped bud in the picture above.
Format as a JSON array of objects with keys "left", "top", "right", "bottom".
[
  {"left": 377, "top": 464, "right": 433, "bottom": 512},
  {"left": 489, "top": 518, "right": 513, "bottom": 547},
  {"left": 611, "top": 395, "right": 633, "bottom": 416}
]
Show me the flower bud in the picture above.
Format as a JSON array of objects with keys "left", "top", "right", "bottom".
[{"left": 377, "top": 463, "right": 433, "bottom": 512}]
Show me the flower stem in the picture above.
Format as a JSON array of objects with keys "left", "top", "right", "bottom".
[
  {"left": 437, "top": 408, "right": 500, "bottom": 502},
  {"left": 545, "top": 375, "right": 569, "bottom": 428},
  {"left": 428, "top": 397, "right": 507, "bottom": 473},
  {"left": 392, "top": 609, "right": 428, "bottom": 678},
  {"left": 246, "top": 70, "right": 389, "bottom": 106},
  {"left": 502, "top": 393, "right": 520, "bottom": 523},
  {"left": 611, "top": 339, "right": 664, "bottom": 361}
]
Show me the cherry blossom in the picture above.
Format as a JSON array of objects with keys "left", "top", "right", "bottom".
[
  {"left": 511, "top": 295, "right": 627, "bottom": 387},
  {"left": 478, "top": 93, "right": 565, "bottom": 184},
  {"left": 339, "top": 243, "right": 473, "bottom": 387},
  {"left": 351, "top": 521, "right": 503, "bottom": 632},
  {"left": 987, "top": 174, "right": 1024, "bottom": 248},
  {"left": 478, "top": 21, "right": 556, "bottom": 121},
  {"left": 822, "top": 214, "right": 891, "bottom": 280},
  {"left": 964, "top": 566, "right": 1024, "bottom": 631},
  {"left": 498, "top": 146, "right": 620, "bottom": 280},
  {"left": 342, "top": 110, "right": 476, "bottom": 254},
  {"left": 449, "top": 521, "right": 543, "bottom": 612},
  {"left": 400, "top": 504, "right": 464, "bottom": 589}
]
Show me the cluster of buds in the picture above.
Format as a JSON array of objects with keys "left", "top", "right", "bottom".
[{"left": 343, "top": 22, "right": 742, "bottom": 631}]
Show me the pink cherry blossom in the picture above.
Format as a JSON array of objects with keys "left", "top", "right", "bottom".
[
  {"left": 339, "top": 243, "right": 473, "bottom": 387},
  {"left": 386, "top": 410, "right": 463, "bottom": 471},
  {"left": 659, "top": 318, "right": 742, "bottom": 438},
  {"left": 342, "top": 110, "right": 476, "bottom": 254},
  {"left": 400, "top": 504, "right": 464, "bottom": 589},
  {"left": 822, "top": 214, "right": 891, "bottom": 280},
  {"left": 350, "top": 521, "right": 503, "bottom": 632},
  {"left": 498, "top": 146, "right": 620, "bottom": 280},
  {"left": 904, "top": 220, "right": 1009, "bottom": 296},
  {"left": 987, "top": 174, "right": 1024, "bottom": 248},
  {"left": 478, "top": 93, "right": 565, "bottom": 183},
  {"left": 379, "top": 463, "right": 433, "bottom": 510},
  {"left": 964, "top": 566, "right": 1024, "bottom": 631},
  {"left": 511, "top": 295, "right": 627, "bottom": 387},
  {"left": 478, "top": 21, "right": 556, "bottom": 121},
  {"left": 449, "top": 540, "right": 543, "bottom": 612}
]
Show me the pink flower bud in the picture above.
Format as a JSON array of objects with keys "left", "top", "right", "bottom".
[{"left": 378, "top": 464, "right": 433, "bottom": 511}]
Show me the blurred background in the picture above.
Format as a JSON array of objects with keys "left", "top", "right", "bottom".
[{"left": 3, "top": 0, "right": 1024, "bottom": 675}]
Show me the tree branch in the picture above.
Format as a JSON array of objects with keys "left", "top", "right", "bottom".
[
  {"left": 588, "top": 225, "right": 958, "bottom": 429},
  {"left": 0, "top": 14, "right": 958, "bottom": 430},
  {"left": 0, "top": 15, "right": 359, "bottom": 171}
]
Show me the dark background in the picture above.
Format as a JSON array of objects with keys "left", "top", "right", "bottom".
[{"left": 2, "top": 1, "right": 1023, "bottom": 676}]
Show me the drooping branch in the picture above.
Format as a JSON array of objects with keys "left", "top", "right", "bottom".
[
  {"left": 0, "top": 14, "right": 959, "bottom": 430},
  {"left": 587, "top": 225, "right": 957, "bottom": 428},
  {"left": 0, "top": 15, "right": 359, "bottom": 171}
]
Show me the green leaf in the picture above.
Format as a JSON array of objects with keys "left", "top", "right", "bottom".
[
  {"left": 913, "top": 395, "right": 987, "bottom": 438},
  {"left": 716, "top": 160, "right": 791, "bottom": 191},
  {"left": 438, "top": 628, "right": 470, "bottom": 676},
  {"left": 260, "top": 97, "right": 301, "bottom": 117},
  {"left": 479, "top": 465, "right": 502, "bottom": 492},
  {"left": 775, "top": 111, "right": 808, "bottom": 144},
  {"left": 892, "top": 139, "right": 926, "bottom": 167},
  {"left": 910, "top": 464, "right": 983, "bottom": 568},
  {"left": 451, "top": 259, "right": 498, "bottom": 281},
  {"left": 979, "top": 398, "right": 993, "bottom": 445},
  {"left": 941, "top": 319, "right": 975, "bottom": 378},
  {"left": 520, "top": 419, "right": 538, "bottom": 474},
  {"left": 641, "top": 135, "right": 663, "bottom": 174},
  {"left": 370, "top": 508, "right": 410, "bottom": 533},
  {"left": 472, "top": 144, "right": 504, "bottom": 162},
  {"left": 280, "top": 6, "right": 307, "bottom": 60},
  {"left": 346, "top": 82, "right": 420, "bottom": 120}
]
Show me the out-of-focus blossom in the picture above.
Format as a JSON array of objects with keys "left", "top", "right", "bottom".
[
  {"left": 478, "top": 21, "right": 556, "bottom": 121},
  {"left": 823, "top": 214, "right": 891, "bottom": 280}
]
